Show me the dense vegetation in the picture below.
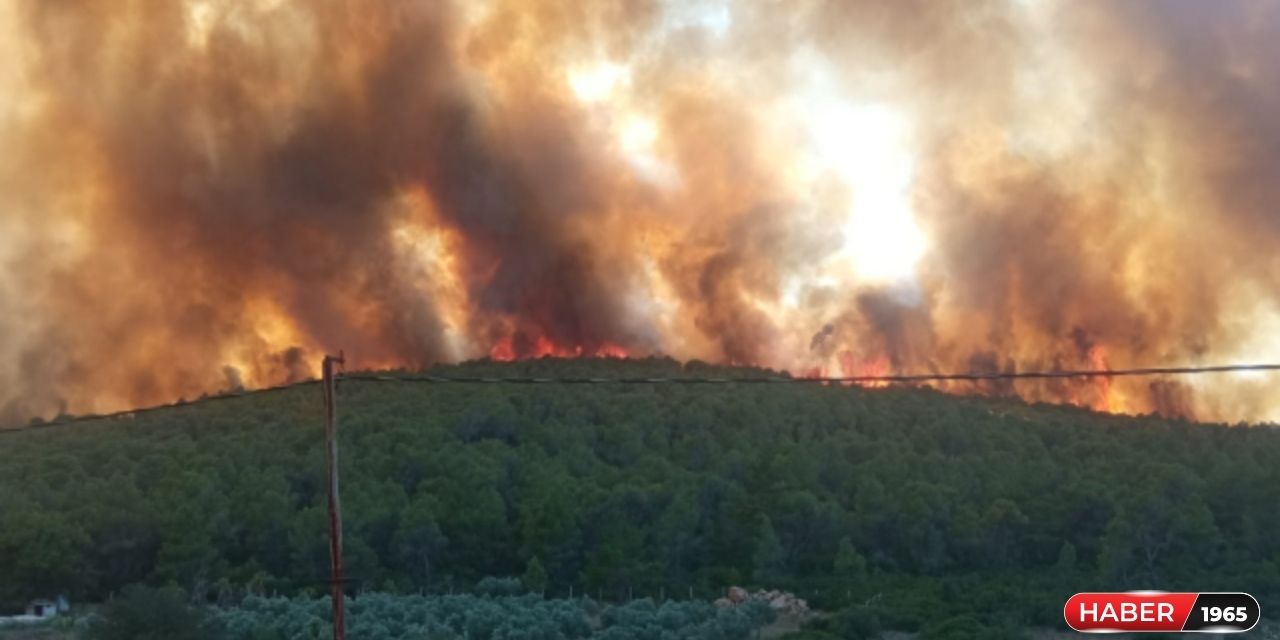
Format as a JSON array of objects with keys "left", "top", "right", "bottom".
[
  {"left": 3, "top": 358, "right": 1279, "bottom": 636},
  {"left": 212, "top": 592, "right": 773, "bottom": 640}
]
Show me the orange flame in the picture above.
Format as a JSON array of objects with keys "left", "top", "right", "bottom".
[
  {"left": 1088, "top": 346, "right": 1113, "bottom": 413},
  {"left": 488, "top": 334, "right": 629, "bottom": 362},
  {"left": 837, "top": 352, "right": 891, "bottom": 388},
  {"left": 489, "top": 337, "right": 517, "bottom": 362}
]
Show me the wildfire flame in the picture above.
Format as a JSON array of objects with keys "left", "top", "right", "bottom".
[
  {"left": 1088, "top": 347, "right": 1114, "bottom": 414},
  {"left": 488, "top": 335, "right": 629, "bottom": 362},
  {"left": 2, "top": 0, "right": 1280, "bottom": 423}
]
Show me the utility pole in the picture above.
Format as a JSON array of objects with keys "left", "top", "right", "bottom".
[{"left": 322, "top": 352, "right": 346, "bottom": 640}]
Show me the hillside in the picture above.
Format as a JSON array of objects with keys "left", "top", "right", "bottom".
[{"left": 2, "top": 358, "right": 1278, "bottom": 636}]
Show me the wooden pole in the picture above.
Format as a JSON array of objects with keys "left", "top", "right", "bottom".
[{"left": 323, "top": 353, "right": 346, "bottom": 640}]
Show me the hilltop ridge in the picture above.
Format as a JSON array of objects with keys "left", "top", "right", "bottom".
[{"left": 2, "top": 358, "right": 1277, "bottom": 634}]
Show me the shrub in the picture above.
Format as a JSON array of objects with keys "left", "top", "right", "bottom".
[
  {"left": 475, "top": 577, "right": 524, "bottom": 597},
  {"left": 87, "top": 585, "right": 216, "bottom": 640}
]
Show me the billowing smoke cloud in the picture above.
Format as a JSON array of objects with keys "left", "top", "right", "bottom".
[{"left": 1, "top": 0, "right": 1278, "bottom": 423}]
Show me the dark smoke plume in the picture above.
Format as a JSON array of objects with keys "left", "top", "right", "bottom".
[{"left": 1, "top": 0, "right": 1278, "bottom": 423}]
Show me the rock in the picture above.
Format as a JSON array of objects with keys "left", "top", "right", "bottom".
[
  {"left": 719, "top": 586, "right": 810, "bottom": 615},
  {"left": 713, "top": 598, "right": 733, "bottom": 608}
]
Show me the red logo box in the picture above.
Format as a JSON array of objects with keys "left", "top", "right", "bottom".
[{"left": 1065, "top": 592, "right": 1259, "bottom": 633}]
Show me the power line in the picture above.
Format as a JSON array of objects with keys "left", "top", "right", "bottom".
[
  {"left": 3, "top": 362, "right": 1277, "bottom": 435},
  {"left": 0, "top": 380, "right": 319, "bottom": 434},
  {"left": 339, "top": 363, "right": 1280, "bottom": 385}
]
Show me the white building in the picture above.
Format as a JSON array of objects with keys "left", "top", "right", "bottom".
[
  {"left": 25, "top": 599, "right": 58, "bottom": 618},
  {"left": 0, "top": 598, "right": 64, "bottom": 626}
]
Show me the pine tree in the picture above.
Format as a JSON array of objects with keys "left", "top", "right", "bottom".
[
  {"left": 752, "top": 516, "right": 787, "bottom": 587},
  {"left": 833, "top": 536, "right": 867, "bottom": 579},
  {"left": 1055, "top": 541, "right": 1077, "bottom": 573},
  {"left": 523, "top": 556, "right": 548, "bottom": 596}
]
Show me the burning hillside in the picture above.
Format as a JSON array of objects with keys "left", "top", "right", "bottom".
[{"left": 1, "top": 0, "right": 1279, "bottom": 422}]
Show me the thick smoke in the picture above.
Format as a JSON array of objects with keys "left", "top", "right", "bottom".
[{"left": 1, "top": 0, "right": 1278, "bottom": 423}]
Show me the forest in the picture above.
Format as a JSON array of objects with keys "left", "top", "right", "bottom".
[{"left": 2, "top": 357, "right": 1278, "bottom": 638}]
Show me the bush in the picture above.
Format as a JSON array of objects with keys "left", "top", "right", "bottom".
[
  {"left": 212, "top": 592, "right": 774, "bottom": 639},
  {"left": 920, "top": 614, "right": 1027, "bottom": 640},
  {"left": 475, "top": 577, "right": 524, "bottom": 597},
  {"left": 831, "top": 605, "right": 882, "bottom": 639},
  {"left": 87, "top": 585, "right": 216, "bottom": 640},
  {"left": 802, "top": 604, "right": 881, "bottom": 640}
]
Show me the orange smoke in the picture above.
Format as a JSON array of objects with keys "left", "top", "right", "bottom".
[{"left": 2, "top": 0, "right": 1280, "bottom": 424}]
